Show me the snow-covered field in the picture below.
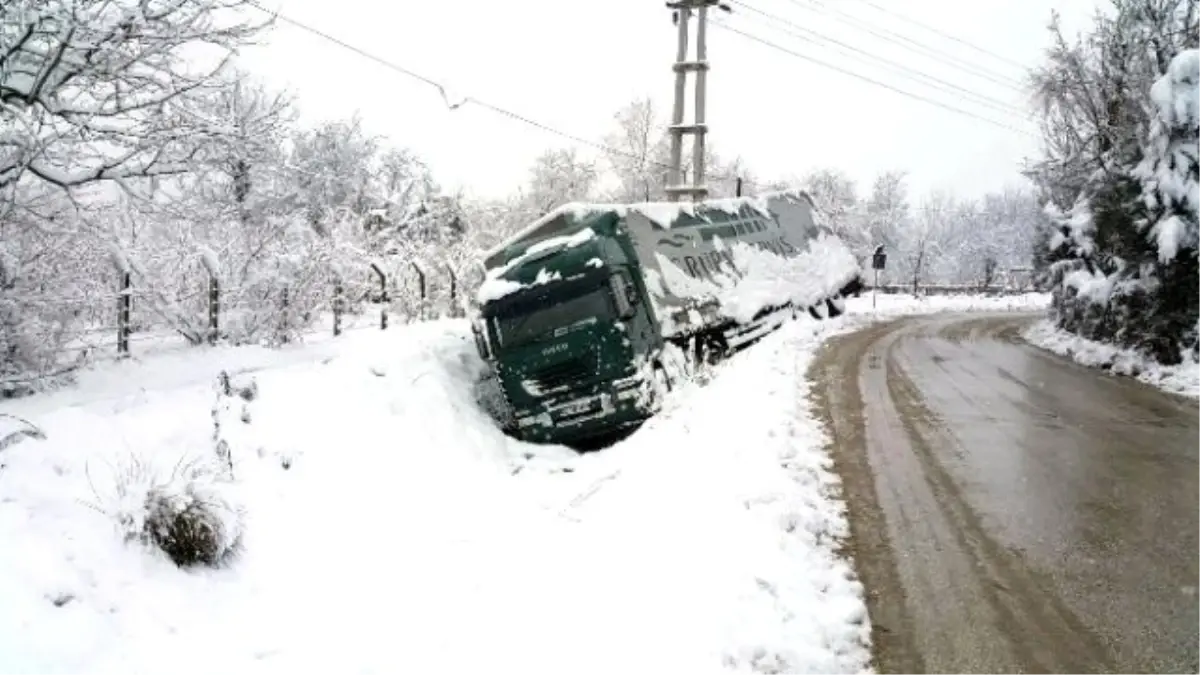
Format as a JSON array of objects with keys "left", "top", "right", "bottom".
[
  {"left": 1023, "top": 319, "right": 1200, "bottom": 399},
  {"left": 0, "top": 292, "right": 1048, "bottom": 675}
]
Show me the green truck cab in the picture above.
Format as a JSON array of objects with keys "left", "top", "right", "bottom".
[{"left": 471, "top": 191, "right": 863, "bottom": 446}]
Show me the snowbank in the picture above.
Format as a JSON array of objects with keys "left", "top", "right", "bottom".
[
  {"left": 1023, "top": 319, "right": 1199, "bottom": 398},
  {"left": 846, "top": 291, "right": 1051, "bottom": 316},
  {"left": 0, "top": 316, "right": 871, "bottom": 673}
]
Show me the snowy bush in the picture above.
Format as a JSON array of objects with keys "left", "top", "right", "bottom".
[
  {"left": 1034, "top": 29, "right": 1199, "bottom": 366},
  {"left": 96, "top": 454, "right": 245, "bottom": 568}
]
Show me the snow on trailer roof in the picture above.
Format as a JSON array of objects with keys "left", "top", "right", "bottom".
[{"left": 481, "top": 190, "right": 816, "bottom": 271}]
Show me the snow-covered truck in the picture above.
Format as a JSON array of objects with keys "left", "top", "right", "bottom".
[{"left": 471, "top": 191, "right": 864, "bottom": 445}]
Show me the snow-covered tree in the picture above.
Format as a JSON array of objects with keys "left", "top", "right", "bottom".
[
  {"left": 121, "top": 73, "right": 302, "bottom": 345},
  {"left": 1130, "top": 47, "right": 1199, "bottom": 356},
  {"left": 0, "top": 0, "right": 268, "bottom": 199},
  {"left": 603, "top": 98, "right": 672, "bottom": 202},
  {"left": 1029, "top": 0, "right": 1199, "bottom": 363},
  {"left": 862, "top": 171, "right": 910, "bottom": 279},
  {"left": 1134, "top": 48, "right": 1199, "bottom": 264},
  {"left": 799, "top": 168, "right": 869, "bottom": 257},
  {"left": 525, "top": 148, "right": 598, "bottom": 215},
  {"left": 1, "top": 0, "right": 269, "bottom": 380},
  {"left": 897, "top": 191, "right": 951, "bottom": 292}
]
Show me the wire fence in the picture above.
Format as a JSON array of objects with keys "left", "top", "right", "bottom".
[{"left": 1, "top": 257, "right": 483, "bottom": 395}]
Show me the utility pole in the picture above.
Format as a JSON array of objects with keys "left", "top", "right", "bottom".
[{"left": 665, "top": 0, "right": 729, "bottom": 203}]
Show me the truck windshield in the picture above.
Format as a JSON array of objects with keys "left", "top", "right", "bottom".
[{"left": 493, "top": 285, "right": 614, "bottom": 349}]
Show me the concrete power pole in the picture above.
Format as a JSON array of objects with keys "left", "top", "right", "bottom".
[{"left": 665, "top": 0, "right": 729, "bottom": 203}]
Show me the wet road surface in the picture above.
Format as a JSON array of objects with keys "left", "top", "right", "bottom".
[{"left": 812, "top": 313, "right": 1199, "bottom": 673}]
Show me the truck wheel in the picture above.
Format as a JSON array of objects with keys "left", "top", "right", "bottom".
[
  {"left": 648, "top": 362, "right": 672, "bottom": 412},
  {"left": 826, "top": 295, "right": 845, "bottom": 318},
  {"left": 705, "top": 333, "right": 729, "bottom": 364},
  {"left": 653, "top": 361, "right": 673, "bottom": 392}
]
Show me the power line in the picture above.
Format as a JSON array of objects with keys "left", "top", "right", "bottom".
[
  {"left": 846, "top": 0, "right": 1029, "bottom": 71},
  {"left": 244, "top": 0, "right": 747, "bottom": 187},
  {"left": 781, "top": 0, "right": 1028, "bottom": 93},
  {"left": 711, "top": 20, "right": 1037, "bottom": 137},
  {"left": 729, "top": 0, "right": 1030, "bottom": 121}
]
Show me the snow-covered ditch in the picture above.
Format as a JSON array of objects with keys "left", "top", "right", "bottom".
[
  {"left": 1, "top": 314, "right": 874, "bottom": 674},
  {"left": 0, "top": 289, "right": 1057, "bottom": 674},
  {"left": 1022, "top": 319, "right": 1200, "bottom": 398}
]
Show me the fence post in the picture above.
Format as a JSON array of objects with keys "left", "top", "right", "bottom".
[
  {"left": 332, "top": 279, "right": 344, "bottom": 337},
  {"left": 207, "top": 276, "right": 220, "bottom": 345},
  {"left": 370, "top": 263, "right": 388, "bottom": 330},
  {"left": 117, "top": 272, "right": 131, "bottom": 357},
  {"left": 411, "top": 261, "right": 426, "bottom": 321},
  {"left": 279, "top": 286, "right": 291, "bottom": 344},
  {"left": 447, "top": 266, "right": 459, "bottom": 318}
]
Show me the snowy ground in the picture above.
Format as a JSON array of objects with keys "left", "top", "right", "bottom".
[
  {"left": 0, "top": 292, "right": 1048, "bottom": 675},
  {"left": 1022, "top": 319, "right": 1200, "bottom": 399},
  {"left": 845, "top": 290, "right": 1048, "bottom": 316}
]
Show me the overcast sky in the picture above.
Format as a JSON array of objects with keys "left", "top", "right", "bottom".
[{"left": 236, "top": 0, "right": 1103, "bottom": 203}]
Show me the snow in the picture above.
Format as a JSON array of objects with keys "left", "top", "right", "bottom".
[
  {"left": 1150, "top": 48, "right": 1199, "bottom": 131},
  {"left": 476, "top": 228, "right": 593, "bottom": 303},
  {"left": 0, "top": 316, "right": 873, "bottom": 674},
  {"left": 524, "top": 226, "right": 596, "bottom": 257},
  {"left": 475, "top": 276, "right": 525, "bottom": 303},
  {"left": 484, "top": 190, "right": 815, "bottom": 264},
  {"left": 1154, "top": 214, "right": 1186, "bottom": 263},
  {"left": 716, "top": 235, "right": 861, "bottom": 323},
  {"left": 1045, "top": 199, "right": 1097, "bottom": 258},
  {"left": 1135, "top": 48, "right": 1199, "bottom": 264},
  {"left": 0, "top": 248, "right": 1063, "bottom": 675},
  {"left": 108, "top": 243, "right": 131, "bottom": 275},
  {"left": 1023, "top": 319, "right": 1200, "bottom": 398},
  {"left": 1063, "top": 267, "right": 1115, "bottom": 303},
  {"left": 845, "top": 291, "right": 1051, "bottom": 316},
  {"left": 198, "top": 246, "right": 221, "bottom": 277},
  {"left": 475, "top": 267, "right": 565, "bottom": 304},
  {"left": 478, "top": 228, "right": 597, "bottom": 305}
]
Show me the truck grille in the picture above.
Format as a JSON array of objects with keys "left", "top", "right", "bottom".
[{"left": 526, "top": 357, "right": 592, "bottom": 395}]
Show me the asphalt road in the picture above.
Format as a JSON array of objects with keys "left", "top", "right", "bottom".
[{"left": 812, "top": 313, "right": 1199, "bottom": 674}]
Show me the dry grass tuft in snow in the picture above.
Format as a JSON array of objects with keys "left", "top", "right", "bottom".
[
  {"left": 89, "top": 453, "right": 245, "bottom": 568},
  {"left": 0, "top": 413, "right": 46, "bottom": 454}
]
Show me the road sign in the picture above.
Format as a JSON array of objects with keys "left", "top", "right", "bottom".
[
  {"left": 872, "top": 245, "right": 887, "bottom": 271},
  {"left": 871, "top": 246, "right": 886, "bottom": 309}
]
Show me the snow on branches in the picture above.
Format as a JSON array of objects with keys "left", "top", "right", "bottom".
[
  {"left": 0, "top": 0, "right": 270, "bottom": 192},
  {"left": 1134, "top": 48, "right": 1199, "bottom": 264}
]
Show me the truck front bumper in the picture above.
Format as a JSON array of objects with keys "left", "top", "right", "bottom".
[{"left": 511, "top": 373, "right": 653, "bottom": 445}]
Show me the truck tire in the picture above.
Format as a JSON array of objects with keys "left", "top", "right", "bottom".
[
  {"left": 826, "top": 295, "right": 845, "bottom": 318},
  {"left": 697, "top": 333, "right": 728, "bottom": 365},
  {"left": 653, "top": 361, "right": 673, "bottom": 392},
  {"left": 646, "top": 361, "right": 672, "bottom": 413}
]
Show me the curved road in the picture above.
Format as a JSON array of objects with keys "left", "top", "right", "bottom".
[{"left": 812, "top": 313, "right": 1198, "bottom": 673}]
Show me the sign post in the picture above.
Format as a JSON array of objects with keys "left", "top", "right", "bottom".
[{"left": 871, "top": 245, "right": 887, "bottom": 309}]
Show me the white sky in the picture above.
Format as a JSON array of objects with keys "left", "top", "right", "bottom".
[{"left": 235, "top": 0, "right": 1102, "bottom": 203}]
